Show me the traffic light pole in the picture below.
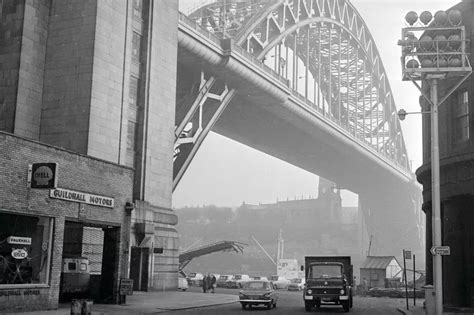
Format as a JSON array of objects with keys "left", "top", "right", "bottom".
[{"left": 429, "top": 77, "right": 442, "bottom": 315}]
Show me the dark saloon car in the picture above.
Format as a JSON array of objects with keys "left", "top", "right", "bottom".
[{"left": 239, "top": 280, "right": 278, "bottom": 309}]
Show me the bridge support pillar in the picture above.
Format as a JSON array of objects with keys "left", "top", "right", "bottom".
[{"left": 359, "top": 188, "right": 424, "bottom": 258}]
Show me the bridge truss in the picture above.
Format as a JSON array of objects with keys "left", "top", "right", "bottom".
[{"left": 174, "top": 0, "right": 411, "bottom": 189}]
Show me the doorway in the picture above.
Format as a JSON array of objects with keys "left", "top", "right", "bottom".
[
  {"left": 130, "top": 246, "right": 149, "bottom": 291},
  {"left": 60, "top": 221, "right": 120, "bottom": 303}
]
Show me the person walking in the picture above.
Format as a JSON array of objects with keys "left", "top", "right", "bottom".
[
  {"left": 210, "top": 274, "right": 217, "bottom": 293},
  {"left": 362, "top": 278, "right": 368, "bottom": 297},
  {"left": 202, "top": 274, "right": 208, "bottom": 293}
]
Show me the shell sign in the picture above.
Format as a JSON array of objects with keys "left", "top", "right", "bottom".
[{"left": 30, "top": 163, "right": 58, "bottom": 189}]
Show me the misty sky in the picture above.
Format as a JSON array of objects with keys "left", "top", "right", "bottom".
[{"left": 173, "top": 0, "right": 459, "bottom": 208}]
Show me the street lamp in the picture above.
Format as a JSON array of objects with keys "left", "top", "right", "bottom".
[{"left": 398, "top": 9, "right": 472, "bottom": 315}]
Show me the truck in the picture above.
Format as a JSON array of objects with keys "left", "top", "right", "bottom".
[{"left": 302, "top": 256, "right": 353, "bottom": 312}]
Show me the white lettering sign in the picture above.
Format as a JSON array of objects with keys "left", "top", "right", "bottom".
[
  {"left": 50, "top": 188, "right": 115, "bottom": 208},
  {"left": 7, "top": 236, "right": 32, "bottom": 245}
]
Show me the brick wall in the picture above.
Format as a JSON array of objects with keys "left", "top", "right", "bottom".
[{"left": 0, "top": 132, "right": 133, "bottom": 312}]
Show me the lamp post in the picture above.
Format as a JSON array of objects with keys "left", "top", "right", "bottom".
[{"left": 398, "top": 9, "right": 472, "bottom": 315}]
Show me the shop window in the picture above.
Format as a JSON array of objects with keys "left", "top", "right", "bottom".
[
  {"left": 0, "top": 212, "right": 53, "bottom": 286},
  {"left": 455, "top": 90, "right": 469, "bottom": 142}
]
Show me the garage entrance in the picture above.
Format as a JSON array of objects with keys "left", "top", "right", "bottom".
[{"left": 60, "top": 221, "right": 120, "bottom": 303}]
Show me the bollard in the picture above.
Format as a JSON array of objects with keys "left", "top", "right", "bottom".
[
  {"left": 70, "top": 299, "right": 82, "bottom": 315},
  {"left": 81, "top": 299, "right": 93, "bottom": 315}
]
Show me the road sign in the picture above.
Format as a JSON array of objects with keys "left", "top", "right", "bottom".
[{"left": 430, "top": 246, "right": 450, "bottom": 256}]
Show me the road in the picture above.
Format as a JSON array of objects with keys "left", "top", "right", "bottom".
[{"left": 161, "top": 286, "right": 420, "bottom": 314}]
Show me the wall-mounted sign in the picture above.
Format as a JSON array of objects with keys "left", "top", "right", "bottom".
[
  {"left": 11, "top": 248, "right": 28, "bottom": 260},
  {"left": 7, "top": 236, "right": 32, "bottom": 246},
  {"left": 29, "top": 163, "right": 58, "bottom": 189},
  {"left": 49, "top": 187, "right": 115, "bottom": 208}
]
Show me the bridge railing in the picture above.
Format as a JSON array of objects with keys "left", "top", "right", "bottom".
[{"left": 178, "top": 12, "right": 288, "bottom": 86}]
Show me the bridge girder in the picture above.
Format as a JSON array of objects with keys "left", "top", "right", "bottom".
[{"left": 187, "top": 0, "right": 410, "bottom": 170}]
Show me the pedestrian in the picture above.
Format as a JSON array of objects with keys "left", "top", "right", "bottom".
[
  {"left": 362, "top": 277, "right": 368, "bottom": 297},
  {"left": 202, "top": 274, "right": 208, "bottom": 293},
  {"left": 210, "top": 274, "right": 217, "bottom": 293},
  {"left": 205, "top": 273, "right": 211, "bottom": 293}
]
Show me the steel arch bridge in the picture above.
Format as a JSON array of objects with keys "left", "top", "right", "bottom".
[
  {"left": 174, "top": 0, "right": 423, "bottom": 252},
  {"left": 175, "top": 0, "right": 410, "bottom": 180}
]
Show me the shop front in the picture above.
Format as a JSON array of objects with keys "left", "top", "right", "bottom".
[{"left": 0, "top": 132, "right": 134, "bottom": 312}]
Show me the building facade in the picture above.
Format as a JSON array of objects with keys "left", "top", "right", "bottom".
[
  {"left": 416, "top": 0, "right": 474, "bottom": 308},
  {"left": 0, "top": 0, "right": 178, "bottom": 311}
]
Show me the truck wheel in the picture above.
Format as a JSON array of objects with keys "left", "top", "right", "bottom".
[
  {"left": 342, "top": 300, "right": 350, "bottom": 312},
  {"left": 267, "top": 301, "right": 272, "bottom": 309},
  {"left": 305, "top": 301, "right": 313, "bottom": 312},
  {"left": 241, "top": 303, "right": 247, "bottom": 309}
]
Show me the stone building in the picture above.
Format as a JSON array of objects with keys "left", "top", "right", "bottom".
[
  {"left": 0, "top": 0, "right": 178, "bottom": 311},
  {"left": 416, "top": 0, "right": 474, "bottom": 309}
]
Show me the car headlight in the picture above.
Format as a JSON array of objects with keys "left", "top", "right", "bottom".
[
  {"left": 263, "top": 292, "right": 272, "bottom": 299},
  {"left": 306, "top": 289, "right": 312, "bottom": 295},
  {"left": 340, "top": 289, "right": 345, "bottom": 295},
  {"left": 239, "top": 291, "right": 247, "bottom": 298}
]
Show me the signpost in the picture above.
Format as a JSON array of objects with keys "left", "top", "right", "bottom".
[
  {"left": 119, "top": 278, "right": 134, "bottom": 305},
  {"left": 430, "top": 246, "right": 451, "bottom": 256}
]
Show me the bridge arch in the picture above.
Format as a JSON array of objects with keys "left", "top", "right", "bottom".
[{"left": 188, "top": 0, "right": 410, "bottom": 170}]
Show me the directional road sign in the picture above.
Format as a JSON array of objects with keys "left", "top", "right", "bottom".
[{"left": 430, "top": 246, "right": 450, "bottom": 256}]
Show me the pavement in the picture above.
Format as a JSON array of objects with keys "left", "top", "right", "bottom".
[
  {"left": 6, "top": 291, "right": 239, "bottom": 315},
  {"left": 396, "top": 305, "right": 425, "bottom": 315}
]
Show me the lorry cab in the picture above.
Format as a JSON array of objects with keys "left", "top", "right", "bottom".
[{"left": 302, "top": 256, "right": 353, "bottom": 312}]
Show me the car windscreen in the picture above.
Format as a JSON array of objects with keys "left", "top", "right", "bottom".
[
  {"left": 244, "top": 281, "right": 268, "bottom": 290},
  {"left": 309, "top": 265, "right": 342, "bottom": 278},
  {"left": 291, "top": 278, "right": 302, "bottom": 283},
  {"left": 219, "top": 276, "right": 228, "bottom": 280},
  {"left": 234, "top": 275, "right": 242, "bottom": 280}
]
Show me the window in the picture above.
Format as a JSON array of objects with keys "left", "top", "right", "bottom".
[
  {"left": 132, "top": 0, "right": 143, "bottom": 20},
  {"left": 129, "top": 77, "right": 139, "bottom": 107},
  {"left": 0, "top": 212, "right": 53, "bottom": 285},
  {"left": 455, "top": 90, "right": 469, "bottom": 142},
  {"left": 132, "top": 32, "right": 142, "bottom": 65}
]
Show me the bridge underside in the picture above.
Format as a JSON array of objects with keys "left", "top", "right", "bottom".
[{"left": 176, "top": 54, "right": 423, "bottom": 254}]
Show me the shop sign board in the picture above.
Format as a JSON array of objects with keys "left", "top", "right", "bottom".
[
  {"left": 49, "top": 187, "right": 114, "bottom": 208},
  {"left": 119, "top": 278, "right": 134, "bottom": 295},
  {"left": 7, "top": 236, "right": 32, "bottom": 245},
  {"left": 29, "top": 163, "right": 58, "bottom": 189}
]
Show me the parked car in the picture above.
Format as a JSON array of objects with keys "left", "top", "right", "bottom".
[
  {"left": 178, "top": 274, "right": 189, "bottom": 291},
  {"left": 287, "top": 278, "right": 305, "bottom": 291},
  {"left": 239, "top": 280, "right": 278, "bottom": 309},
  {"left": 187, "top": 272, "right": 204, "bottom": 286},
  {"left": 227, "top": 274, "right": 250, "bottom": 288},
  {"left": 250, "top": 276, "right": 268, "bottom": 281},
  {"left": 269, "top": 275, "right": 290, "bottom": 289},
  {"left": 217, "top": 275, "right": 233, "bottom": 287}
]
